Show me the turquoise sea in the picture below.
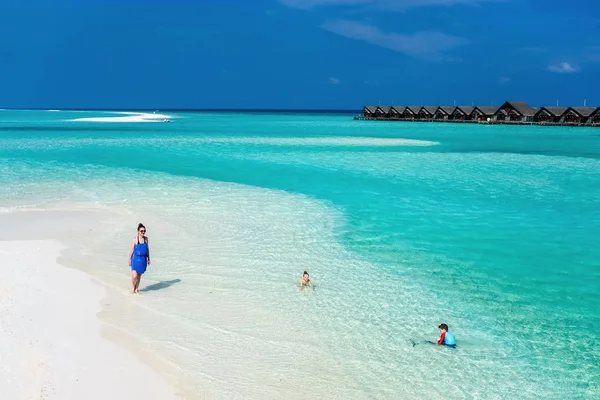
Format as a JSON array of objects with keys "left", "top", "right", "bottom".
[{"left": 0, "top": 110, "right": 599, "bottom": 399}]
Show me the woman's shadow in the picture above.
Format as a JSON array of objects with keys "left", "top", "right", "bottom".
[{"left": 139, "top": 279, "right": 181, "bottom": 293}]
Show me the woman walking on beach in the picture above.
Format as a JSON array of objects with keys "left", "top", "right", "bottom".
[{"left": 128, "top": 223, "right": 150, "bottom": 294}]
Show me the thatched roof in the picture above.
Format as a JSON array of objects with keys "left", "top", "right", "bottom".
[
  {"left": 436, "top": 106, "right": 456, "bottom": 114},
  {"left": 455, "top": 106, "right": 474, "bottom": 114},
  {"left": 472, "top": 106, "right": 497, "bottom": 115},
  {"left": 566, "top": 107, "right": 596, "bottom": 117},
  {"left": 500, "top": 101, "right": 537, "bottom": 116},
  {"left": 536, "top": 107, "right": 567, "bottom": 117},
  {"left": 420, "top": 106, "right": 437, "bottom": 114},
  {"left": 362, "top": 103, "right": 598, "bottom": 120}
]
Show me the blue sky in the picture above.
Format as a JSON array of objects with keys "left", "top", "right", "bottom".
[{"left": 0, "top": 0, "right": 598, "bottom": 109}]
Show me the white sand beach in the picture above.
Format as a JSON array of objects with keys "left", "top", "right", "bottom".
[
  {"left": 0, "top": 240, "right": 181, "bottom": 400},
  {"left": 69, "top": 112, "right": 172, "bottom": 123},
  {"left": 0, "top": 192, "right": 369, "bottom": 399}
]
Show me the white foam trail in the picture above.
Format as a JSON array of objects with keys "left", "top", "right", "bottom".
[{"left": 69, "top": 112, "right": 172, "bottom": 123}]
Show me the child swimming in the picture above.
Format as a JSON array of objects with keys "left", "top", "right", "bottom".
[
  {"left": 299, "top": 271, "right": 312, "bottom": 289},
  {"left": 436, "top": 323, "right": 456, "bottom": 348}
]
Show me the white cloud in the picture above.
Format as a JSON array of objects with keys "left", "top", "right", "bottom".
[
  {"left": 547, "top": 62, "right": 577, "bottom": 73},
  {"left": 322, "top": 20, "right": 467, "bottom": 60},
  {"left": 328, "top": 77, "right": 341, "bottom": 84},
  {"left": 280, "top": 0, "right": 492, "bottom": 10}
]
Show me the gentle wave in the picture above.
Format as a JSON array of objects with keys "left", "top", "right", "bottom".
[
  {"left": 0, "top": 136, "right": 437, "bottom": 150},
  {"left": 207, "top": 136, "right": 438, "bottom": 146}
]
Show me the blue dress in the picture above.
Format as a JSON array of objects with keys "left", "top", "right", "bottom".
[{"left": 131, "top": 237, "right": 149, "bottom": 274}]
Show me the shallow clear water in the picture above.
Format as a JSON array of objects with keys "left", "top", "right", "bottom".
[{"left": 0, "top": 110, "right": 599, "bottom": 399}]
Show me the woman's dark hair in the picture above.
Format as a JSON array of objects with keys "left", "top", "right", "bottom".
[
  {"left": 303, "top": 271, "right": 309, "bottom": 275},
  {"left": 439, "top": 324, "right": 449, "bottom": 331},
  {"left": 137, "top": 223, "right": 146, "bottom": 231}
]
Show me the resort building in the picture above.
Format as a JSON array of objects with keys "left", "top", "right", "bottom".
[
  {"left": 588, "top": 108, "right": 600, "bottom": 124},
  {"left": 450, "top": 106, "right": 474, "bottom": 120},
  {"left": 470, "top": 106, "right": 497, "bottom": 121},
  {"left": 433, "top": 106, "right": 456, "bottom": 120},
  {"left": 403, "top": 107, "right": 420, "bottom": 119},
  {"left": 417, "top": 106, "right": 436, "bottom": 120},
  {"left": 375, "top": 106, "right": 391, "bottom": 119},
  {"left": 390, "top": 106, "right": 404, "bottom": 119},
  {"left": 534, "top": 107, "right": 567, "bottom": 123},
  {"left": 494, "top": 101, "right": 537, "bottom": 122},
  {"left": 363, "top": 106, "right": 377, "bottom": 118},
  {"left": 359, "top": 101, "right": 599, "bottom": 126},
  {"left": 561, "top": 107, "right": 596, "bottom": 124}
]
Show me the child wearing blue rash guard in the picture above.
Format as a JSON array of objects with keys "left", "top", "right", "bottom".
[{"left": 437, "top": 324, "right": 456, "bottom": 347}]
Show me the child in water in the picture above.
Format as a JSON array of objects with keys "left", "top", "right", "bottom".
[
  {"left": 299, "top": 271, "right": 313, "bottom": 289},
  {"left": 436, "top": 323, "right": 456, "bottom": 348}
]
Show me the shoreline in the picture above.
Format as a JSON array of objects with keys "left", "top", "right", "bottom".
[
  {"left": 0, "top": 240, "right": 181, "bottom": 400},
  {"left": 0, "top": 203, "right": 369, "bottom": 399}
]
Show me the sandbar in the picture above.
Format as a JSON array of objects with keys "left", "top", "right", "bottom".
[{"left": 69, "top": 112, "right": 172, "bottom": 123}]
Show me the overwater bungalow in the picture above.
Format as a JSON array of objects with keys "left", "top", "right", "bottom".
[
  {"left": 358, "top": 101, "right": 598, "bottom": 127},
  {"left": 390, "top": 106, "right": 404, "bottom": 119},
  {"left": 450, "top": 106, "right": 474, "bottom": 120},
  {"left": 590, "top": 108, "right": 600, "bottom": 124},
  {"left": 363, "top": 106, "right": 377, "bottom": 118},
  {"left": 417, "top": 106, "right": 436, "bottom": 120},
  {"left": 534, "top": 107, "right": 567, "bottom": 123},
  {"left": 494, "top": 101, "right": 537, "bottom": 122},
  {"left": 433, "top": 106, "right": 456, "bottom": 120},
  {"left": 470, "top": 106, "right": 497, "bottom": 121},
  {"left": 561, "top": 107, "right": 596, "bottom": 124},
  {"left": 375, "top": 106, "right": 392, "bottom": 119},
  {"left": 402, "top": 106, "right": 419, "bottom": 119}
]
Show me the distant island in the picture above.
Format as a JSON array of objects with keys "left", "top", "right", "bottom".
[{"left": 358, "top": 101, "right": 600, "bottom": 127}]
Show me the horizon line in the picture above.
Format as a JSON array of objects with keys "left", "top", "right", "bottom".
[{"left": 0, "top": 107, "right": 361, "bottom": 113}]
